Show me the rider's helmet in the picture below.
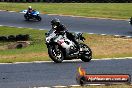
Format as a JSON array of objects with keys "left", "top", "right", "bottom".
[
  {"left": 28, "top": 6, "right": 32, "bottom": 10},
  {"left": 51, "top": 18, "right": 60, "bottom": 26}
]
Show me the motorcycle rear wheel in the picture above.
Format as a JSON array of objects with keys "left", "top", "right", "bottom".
[{"left": 48, "top": 44, "right": 64, "bottom": 63}]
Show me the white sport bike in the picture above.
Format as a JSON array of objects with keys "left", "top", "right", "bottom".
[{"left": 45, "top": 29, "right": 92, "bottom": 63}]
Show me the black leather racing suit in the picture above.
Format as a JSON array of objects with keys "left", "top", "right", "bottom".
[
  {"left": 52, "top": 24, "right": 80, "bottom": 49},
  {"left": 26, "top": 8, "right": 33, "bottom": 16}
]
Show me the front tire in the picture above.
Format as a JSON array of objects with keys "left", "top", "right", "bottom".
[
  {"left": 36, "top": 16, "right": 42, "bottom": 21},
  {"left": 48, "top": 44, "right": 64, "bottom": 63},
  {"left": 24, "top": 14, "right": 29, "bottom": 21},
  {"left": 80, "top": 43, "right": 92, "bottom": 62}
]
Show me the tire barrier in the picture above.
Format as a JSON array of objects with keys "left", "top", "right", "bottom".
[
  {"left": 0, "top": 36, "right": 8, "bottom": 41},
  {"left": 8, "top": 35, "right": 16, "bottom": 41},
  {"left": 16, "top": 34, "right": 30, "bottom": 41},
  {"left": 0, "top": 34, "right": 30, "bottom": 42}
]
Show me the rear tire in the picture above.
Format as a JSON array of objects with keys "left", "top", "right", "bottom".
[
  {"left": 48, "top": 44, "right": 64, "bottom": 63},
  {"left": 80, "top": 43, "right": 92, "bottom": 62}
]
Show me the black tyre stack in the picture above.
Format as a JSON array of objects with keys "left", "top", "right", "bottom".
[
  {"left": 0, "top": 34, "right": 30, "bottom": 42},
  {"left": 0, "top": 36, "right": 8, "bottom": 41}
]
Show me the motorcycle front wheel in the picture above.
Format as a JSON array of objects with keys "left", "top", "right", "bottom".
[
  {"left": 24, "top": 14, "right": 29, "bottom": 21},
  {"left": 48, "top": 44, "right": 64, "bottom": 63},
  {"left": 80, "top": 43, "right": 92, "bottom": 62},
  {"left": 36, "top": 16, "right": 42, "bottom": 21}
]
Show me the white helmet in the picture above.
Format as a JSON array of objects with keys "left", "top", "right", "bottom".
[{"left": 28, "top": 6, "right": 32, "bottom": 9}]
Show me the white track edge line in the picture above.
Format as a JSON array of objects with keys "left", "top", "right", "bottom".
[{"left": 0, "top": 57, "right": 132, "bottom": 64}]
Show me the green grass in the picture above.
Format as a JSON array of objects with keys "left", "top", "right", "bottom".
[
  {"left": 84, "top": 34, "right": 132, "bottom": 59},
  {"left": 0, "top": 26, "right": 50, "bottom": 62},
  {"left": 0, "top": 3, "right": 132, "bottom": 19},
  {"left": 0, "top": 26, "right": 47, "bottom": 55},
  {"left": 0, "top": 26, "right": 132, "bottom": 63}
]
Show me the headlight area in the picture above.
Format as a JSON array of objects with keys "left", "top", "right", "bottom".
[{"left": 46, "top": 38, "right": 50, "bottom": 43}]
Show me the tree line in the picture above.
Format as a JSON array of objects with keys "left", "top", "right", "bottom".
[{"left": 0, "top": 0, "right": 132, "bottom": 3}]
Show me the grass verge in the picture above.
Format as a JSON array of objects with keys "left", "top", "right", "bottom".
[
  {"left": 0, "top": 3, "right": 132, "bottom": 19},
  {"left": 0, "top": 26, "right": 50, "bottom": 63},
  {"left": 0, "top": 26, "right": 132, "bottom": 63}
]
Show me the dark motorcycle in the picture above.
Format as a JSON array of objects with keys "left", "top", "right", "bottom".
[{"left": 129, "top": 17, "right": 132, "bottom": 25}]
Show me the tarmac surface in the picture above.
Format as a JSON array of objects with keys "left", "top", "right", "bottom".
[
  {"left": 0, "top": 11, "right": 132, "bottom": 37},
  {"left": 0, "top": 59, "right": 132, "bottom": 88}
]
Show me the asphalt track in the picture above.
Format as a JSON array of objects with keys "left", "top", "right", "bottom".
[
  {"left": 0, "top": 59, "right": 132, "bottom": 88},
  {"left": 0, "top": 11, "right": 132, "bottom": 36}
]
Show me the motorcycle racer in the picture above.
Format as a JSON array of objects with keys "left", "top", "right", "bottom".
[
  {"left": 50, "top": 18, "right": 80, "bottom": 50},
  {"left": 45, "top": 20, "right": 92, "bottom": 63},
  {"left": 27, "top": 6, "right": 33, "bottom": 13},
  {"left": 24, "top": 6, "right": 41, "bottom": 21}
]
